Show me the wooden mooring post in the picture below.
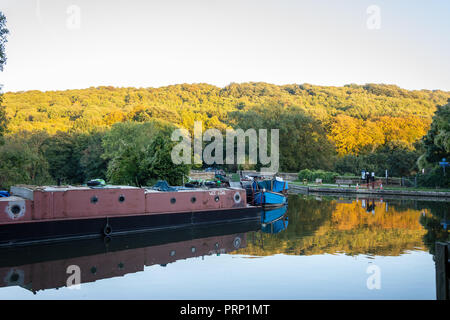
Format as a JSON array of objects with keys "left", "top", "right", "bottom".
[{"left": 435, "top": 242, "right": 450, "bottom": 300}]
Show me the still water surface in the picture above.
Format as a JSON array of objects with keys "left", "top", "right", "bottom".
[{"left": 0, "top": 194, "right": 448, "bottom": 299}]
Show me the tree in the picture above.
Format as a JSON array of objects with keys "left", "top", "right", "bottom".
[
  {"left": 422, "top": 101, "right": 450, "bottom": 163},
  {"left": 230, "top": 104, "right": 336, "bottom": 172},
  {"left": 141, "top": 133, "right": 190, "bottom": 185},
  {"left": 0, "top": 131, "right": 53, "bottom": 189},
  {"left": 78, "top": 131, "right": 108, "bottom": 181},
  {"left": 102, "top": 120, "right": 189, "bottom": 186},
  {"left": 0, "top": 94, "right": 6, "bottom": 140},
  {"left": 41, "top": 132, "right": 84, "bottom": 184},
  {"left": 0, "top": 11, "right": 9, "bottom": 138}
]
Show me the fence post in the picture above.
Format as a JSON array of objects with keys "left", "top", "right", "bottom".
[{"left": 435, "top": 242, "right": 449, "bottom": 300}]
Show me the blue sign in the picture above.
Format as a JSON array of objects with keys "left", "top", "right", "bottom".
[{"left": 440, "top": 158, "right": 449, "bottom": 175}]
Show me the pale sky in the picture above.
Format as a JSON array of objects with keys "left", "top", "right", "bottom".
[{"left": 0, "top": 0, "right": 449, "bottom": 92}]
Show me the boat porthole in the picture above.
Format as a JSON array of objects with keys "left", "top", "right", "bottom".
[
  {"left": 214, "top": 196, "right": 220, "bottom": 202},
  {"left": 10, "top": 273, "right": 19, "bottom": 283},
  {"left": 170, "top": 198, "right": 176, "bottom": 204},
  {"left": 233, "top": 192, "right": 241, "bottom": 204},
  {"left": 191, "top": 196, "right": 196, "bottom": 203},
  {"left": 118, "top": 195, "right": 125, "bottom": 203},
  {"left": 191, "top": 246, "right": 196, "bottom": 253},
  {"left": 11, "top": 205, "right": 21, "bottom": 215},
  {"left": 233, "top": 237, "right": 242, "bottom": 249},
  {"left": 170, "top": 250, "right": 176, "bottom": 257},
  {"left": 6, "top": 201, "right": 26, "bottom": 220},
  {"left": 91, "top": 267, "right": 97, "bottom": 274},
  {"left": 90, "top": 196, "right": 98, "bottom": 204},
  {"left": 5, "top": 269, "right": 24, "bottom": 286}
]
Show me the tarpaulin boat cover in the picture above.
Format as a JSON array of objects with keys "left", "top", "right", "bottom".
[
  {"left": 252, "top": 179, "right": 288, "bottom": 192},
  {"left": 153, "top": 180, "right": 178, "bottom": 191},
  {"left": 272, "top": 180, "right": 288, "bottom": 192},
  {"left": 0, "top": 191, "right": 10, "bottom": 197}
]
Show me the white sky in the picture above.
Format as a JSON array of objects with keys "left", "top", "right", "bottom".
[{"left": 1, "top": 0, "right": 449, "bottom": 92}]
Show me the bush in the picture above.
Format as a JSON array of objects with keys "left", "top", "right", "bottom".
[
  {"left": 298, "top": 169, "right": 339, "bottom": 183},
  {"left": 417, "top": 167, "right": 450, "bottom": 188}
]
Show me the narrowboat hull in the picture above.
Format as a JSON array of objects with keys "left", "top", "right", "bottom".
[
  {"left": 0, "top": 185, "right": 261, "bottom": 247},
  {"left": 0, "top": 206, "right": 261, "bottom": 247}
]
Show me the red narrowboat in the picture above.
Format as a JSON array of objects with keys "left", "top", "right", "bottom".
[{"left": 0, "top": 185, "right": 261, "bottom": 247}]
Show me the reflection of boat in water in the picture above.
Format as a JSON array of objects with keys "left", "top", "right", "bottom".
[
  {"left": 0, "top": 220, "right": 260, "bottom": 293},
  {"left": 261, "top": 205, "right": 288, "bottom": 234}
]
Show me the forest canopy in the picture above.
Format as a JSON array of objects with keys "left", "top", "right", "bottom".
[{"left": 3, "top": 82, "right": 448, "bottom": 152}]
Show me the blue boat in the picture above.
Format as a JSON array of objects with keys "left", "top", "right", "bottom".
[
  {"left": 251, "top": 178, "right": 288, "bottom": 207},
  {"left": 261, "top": 205, "right": 288, "bottom": 234}
]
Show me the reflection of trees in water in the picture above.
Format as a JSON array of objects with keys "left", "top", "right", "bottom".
[
  {"left": 416, "top": 201, "right": 450, "bottom": 255},
  {"left": 281, "top": 195, "right": 335, "bottom": 238},
  {"left": 238, "top": 195, "right": 442, "bottom": 257},
  {"left": 241, "top": 196, "right": 335, "bottom": 256}
]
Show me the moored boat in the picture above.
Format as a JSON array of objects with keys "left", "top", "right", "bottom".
[
  {"left": 251, "top": 177, "right": 288, "bottom": 207},
  {"left": 0, "top": 183, "right": 262, "bottom": 247}
]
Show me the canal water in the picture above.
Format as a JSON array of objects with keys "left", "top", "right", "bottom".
[{"left": 0, "top": 194, "right": 448, "bottom": 300}]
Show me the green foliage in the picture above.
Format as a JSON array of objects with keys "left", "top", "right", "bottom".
[
  {"left": 230, "top": 104, "right": 336, "bottom": 171},
  {"left": 140, "top": 134, "right": 190, "bottom": 186},
  {"left": 416, "top": 167, "right": 450, "bottom": 188},
  {"left": 0, "top": 121, "right": 189, "bottom": 189},
  {"left": 41, "top": 131, "right": 84, "bottom": 184},
  {"left": 3, "top": 82, "right": 448, "bottom": 144},
  {"left": 102, "top": 120, "right": 189, "bottom": 186},
  {"left": 0, "top": 11, "right": 9, "bottom": 138},
  {"left": 334, "top": 141, "right": 422, "bottom": 177},
  {"left": 0, "top": 11, "right": 8, "bottom": 71},
  {"left": 0, "top": 94, "right": 6, "bottom": 138},
  {"left": 1, "top": 82, "right": 449, "bottom": 184},
  {"left": 298, "top": 169, "right": 339, "bottom": 183},
  {"left": 416, "top": 101, "right": 450, "bottom": 188},
  {"left": 78, "top": 131, "right": 108, "bottom": 181},
  {"left": 422, "top": 101, "right": 450, "bottom": 163},
  {"left": 0, "top": 131, "right": 53, "bottom": 189}
]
